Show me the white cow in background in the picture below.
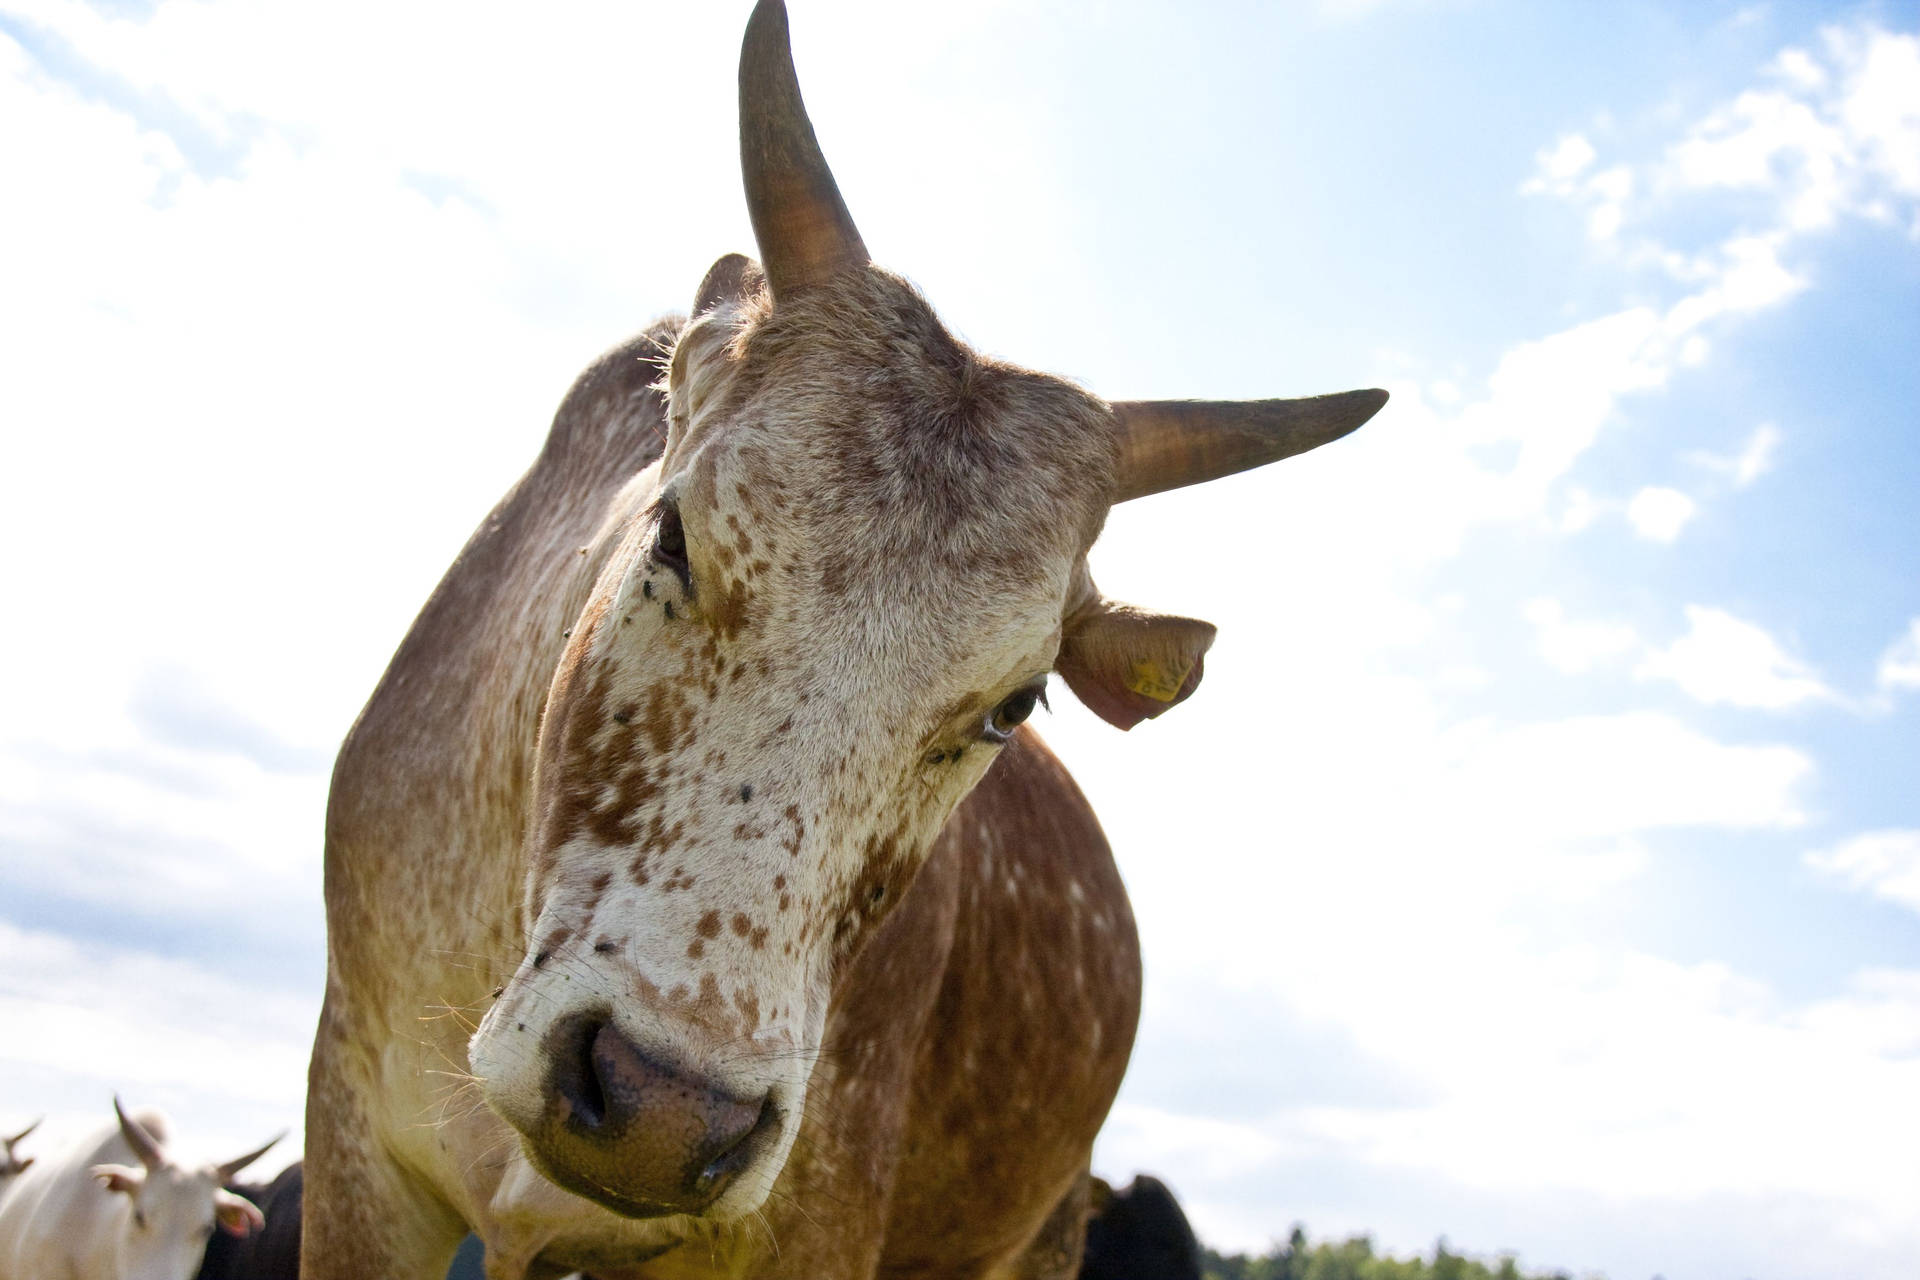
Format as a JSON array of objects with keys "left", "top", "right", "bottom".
[{"left": 0, "top": 1100, "right": 278, "bottom": 1280}]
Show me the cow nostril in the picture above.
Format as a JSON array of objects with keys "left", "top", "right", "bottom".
[
  {"left": 547, "top": 1014, "right": 610, "bottom": 1130},
  {"left": 694, "top": 1092, "right": 780, "bottom": 1200}
]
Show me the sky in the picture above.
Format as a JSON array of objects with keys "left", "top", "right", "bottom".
[{"left": 0, "top": 1, "right": 1915, "bottom": 1277}]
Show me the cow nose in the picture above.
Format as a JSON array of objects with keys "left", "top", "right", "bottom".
[{"left": 536, "top": 1013, "right": 775, "bottom": 1216}]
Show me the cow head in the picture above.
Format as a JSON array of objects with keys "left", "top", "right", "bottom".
[
  {"left": 470, "top": 0, "right": 1383, "bottom": 1223},
  {"left": 88, "top": 1100, "right": 277, "bottom": 1280}
]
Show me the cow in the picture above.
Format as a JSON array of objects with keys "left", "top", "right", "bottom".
[
  {"left": 193, "top": 1166, "right": 495, "bottom": 1280},
  {"left": 192, "top": 1161, "right": 493, "bottom": 1280},
  {"left": 195, "top": 1161, "right": 303, "bottom": 1280},
  {"left": 0, "top": 1099, "right": 279, "bottom": 1280},
  {"left": 302, "top": 3, "right": 1386, "bottom": 1277},
  {"left": 1078, "top": 1176, "right": 1203, "bottom": 1280}
]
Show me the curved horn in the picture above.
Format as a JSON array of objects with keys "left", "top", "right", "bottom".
[
  {"left": 215, "top": 1131, "right": 285, "bottom": 1182},
  {"left": 739, "top": 0, "right": 868, "bottom": 299},
  {"left": 4, "top": 1117, "right": 39, "bottom": 1150},
  {"left": 113, "top": 1097, "right": 164, "bottom": 1171},
  {"left": 1109, "top": 389, "right": 1388, "bottom": 503}
]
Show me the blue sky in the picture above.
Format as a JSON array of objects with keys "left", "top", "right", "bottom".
[{"left": 1, "top": 2, "right": 1915, "bottom": 1278}]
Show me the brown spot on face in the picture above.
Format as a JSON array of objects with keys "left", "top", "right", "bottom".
[
  {"left": 730, "top": 912, "right": 753, "bottom": 937},
  {"left": 535, "top": 926, "right": 574, "bottom": 968},
  {"left": 687, "top": 938, "right": 705, "bottom": 959},
  {"left": 708, "top": 575, "right": 754, "bottom": 641},
  {"left": 696, "top": 910, "right": 722, "bottom": 939}
]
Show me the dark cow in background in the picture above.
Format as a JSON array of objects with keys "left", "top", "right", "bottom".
[
  {"left": 192, "top": 1161, "right": 488, "bottom": 1280},
  {"left": 1080, "top": 1175, "right": 1203, "bottom": 1280},
  {"left": 194, "top": 1162, "right": 303, "bottom": 1280}
]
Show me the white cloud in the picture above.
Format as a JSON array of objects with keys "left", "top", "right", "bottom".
[
  {"left": 1878, "top": 618, "right": 1920, "bottom": 693},
  {"left": 1661, "top": 26, "right": 1920, "bottom": 233},
  {"left": 1524, "top": 597, "right": 1640, "bottom": 673},
  {"left": 1523, "top": 135, "right": 1632, "bottom": 241},
  {"left": 1534, "top": 133, "right": 1597, "bottom": 184},
  {"left": 1558, "top": 485, "right": 1605, "bottom": 532},
  {"left": 1626, "top": 485, "right": 1698, "bottom": 542},
  {"left": 1807, "top": 830, "right": 1920, "bottom": 916},
  {"left": 1771, "top": 47, "right": 1828, "bottom": 93},
  {"left": 1688, "top": 422, "right": 1782, "bottom": 488},
  {"left": 1637, "top": 605, "right": 1832, "bottom": 709}
]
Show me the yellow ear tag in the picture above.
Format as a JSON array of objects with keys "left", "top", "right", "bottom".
[{"left": 1125, "top": 658, "right": 1191, "bottom": 703}]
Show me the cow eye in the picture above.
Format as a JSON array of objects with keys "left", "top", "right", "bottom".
[
  {"left": 653, "top": 503, "right": 690, "bottom": 584},
  {"left": 983, "top": 682, "right": 1047, "bottom": 743}
]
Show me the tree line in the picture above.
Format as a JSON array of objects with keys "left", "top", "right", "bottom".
[{"left": 1203, "top": 1226, "right": 1601, "bottom": 1280}]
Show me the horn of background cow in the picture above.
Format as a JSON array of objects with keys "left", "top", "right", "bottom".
[
  {"left": 113, "top": 1097, "right": 164, "bottom": 1171},
  {"left": 4, "top": 1117, "right": 38, "bottom": 1149},
  {"left": 215, "top": 1131, "right": 285, "bottom": 1181},
  {"left": 1108, "top": 389, "right": 1389, "bottom": 502},
  {"left": 739, "top": 0, "right": 868, "bottom": 300}
]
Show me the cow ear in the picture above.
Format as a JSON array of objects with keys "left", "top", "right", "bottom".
[
  {"left": 1056, "top": 598, "right": 1216, "bottom": 730},
  {"left": 692, "top": 252, "right": 764, "bottom": 316},
  {"left": 1088, "top": 1175, "right": 1114, "bottom": 1216},
  {"left": 91, "top": 1163, "right": 143, "bottom": 1195},
  {"left": 213, "top": 1189, "right": 264, "bottom": 1238}
]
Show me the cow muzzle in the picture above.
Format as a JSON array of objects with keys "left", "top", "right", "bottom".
[{"left": 521, "top": 1011, "right": 782, "bottom": 1218}]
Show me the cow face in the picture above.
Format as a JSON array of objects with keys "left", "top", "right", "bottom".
[
  {"left": 469, "top": 0, "right": 1384, "bottom": 1225},
  {"left": 473, "top": 263, "right": 1117, "bottom": 1221},
  {"left": 90, "top": 1103, "right": 272, "bottom": 1280}
]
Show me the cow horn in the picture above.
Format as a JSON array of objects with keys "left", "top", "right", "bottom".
[
  {"left": 113, "top": 1097, "right": 164, "bottom": 1171},
  {"left": 4, "top": 1117, "right": 38, "bottom": 1150},
  {"left": 215, "top": 1131, "right": 285, "bottom": 1181},
  {"left": 739, "top": 0, "right": 868, "bottom": 300},
  {"left": 1108, "top": 390, "right": 1389, "bottom": 503}
]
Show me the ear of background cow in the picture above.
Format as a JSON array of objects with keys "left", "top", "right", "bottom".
[
  {"left": 693, "top": 253, "right": 764, "bottom": 316},
  {"left": 90, "top": 1163, "right": 142, "bottom": 1194},
  {"left": 1056, "top": 602, "right": 1216, "bottom": 731},
  {"left": 212, "top": 1189, "right": 264, "bottom": 1238},
  {"left": 1109, "top": 390, "right": 1388, "bottom": 503}
]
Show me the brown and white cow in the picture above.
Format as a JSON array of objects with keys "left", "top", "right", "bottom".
[{"left": 303, "top": 4, "right": 1384, "bottom": 1277}]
